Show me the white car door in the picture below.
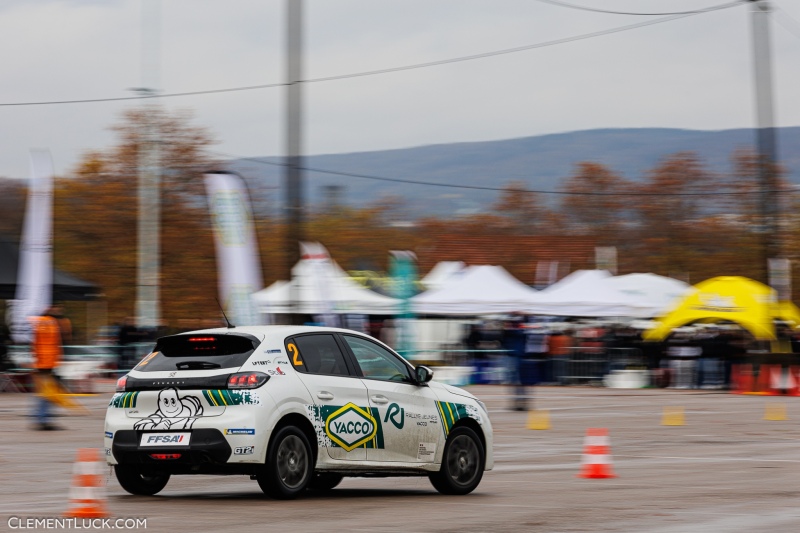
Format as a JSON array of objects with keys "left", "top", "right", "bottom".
[
  {"left": 286, "top": 333, "right": 373, "bottom": 462},
  {"left": 340, "top": 334, "right": 443, "bottom": 463}
]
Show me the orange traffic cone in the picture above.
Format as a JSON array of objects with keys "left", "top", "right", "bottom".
[
  {"left": 578, "top": 428, "right": 616, "bottom": 479},
  {"left": 64, "top": 448, "right": 108, "bottom": 518}
]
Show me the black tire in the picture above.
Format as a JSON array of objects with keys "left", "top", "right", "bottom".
[
  {"left": 307, "top": 473, "right": 343, "bottom": 491},
  {"left": 429, "top": 426, "right": 485, "bottom": 495},
  {"left": 258, "top": 425, "right": 313, "bottom": 499},
  {"left": 114, "top": 465, "right": 170, "bottom": 496}
]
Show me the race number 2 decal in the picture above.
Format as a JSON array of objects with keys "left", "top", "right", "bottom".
[{"left": 287, "top": 343, "right": 302, "bottom": 366}]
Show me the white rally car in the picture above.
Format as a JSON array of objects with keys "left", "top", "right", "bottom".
[{"left": 105, "top": 325, "right": 493, "bottom": 498}]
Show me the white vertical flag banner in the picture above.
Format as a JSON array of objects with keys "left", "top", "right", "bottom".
[
  {"left": 12, "top": 149, "right": 55, "bottom": 343},
  {"left": 204, "top": 172, "right": 264, "bottom": 326}
]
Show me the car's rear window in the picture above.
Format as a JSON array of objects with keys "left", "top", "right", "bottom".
[{"left": 133, "top": 333, "right": 259, "bottom": 372}]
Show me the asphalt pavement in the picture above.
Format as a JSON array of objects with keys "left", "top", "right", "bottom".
[{"left": 1, "top": 383, "right": 799, "bottom": 532}]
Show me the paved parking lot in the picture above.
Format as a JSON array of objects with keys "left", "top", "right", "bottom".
[{"left": 1, "top": 384, "right": 799, "bottom": 532}]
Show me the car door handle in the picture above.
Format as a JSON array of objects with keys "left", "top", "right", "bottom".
[
  {"left": 370, "top": 395, "right": 389, "bottom": 405},
  {"left": 316, "top": 391, "right": 334, "bottom": 401}
]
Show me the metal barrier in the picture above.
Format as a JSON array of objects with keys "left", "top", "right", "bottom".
[
  {"left": 557, "top": 348, "right": 609, "bottom": 385},
  {"left": 557, "top": 347, "right": 644, "bottom": 385}
]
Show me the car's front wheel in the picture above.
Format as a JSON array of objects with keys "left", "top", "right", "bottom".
[
  {"left": 429, "top": 426, "right": 485, "bottom": 495},
  {"left": 258, "top": 426, "right": 313, "bottom": 499},
  {"left": 114, "top": 465, "right": 170, "bottom": 496}
]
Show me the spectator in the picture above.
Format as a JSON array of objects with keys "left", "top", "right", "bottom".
[
  {"left": 666, "top": 331, "right": 701, "bottom": 389},
  {"left": 523, "top": 326, "right": 549, "bottom": 384},
  {"left": 465, "top": 323, "right": 489, "bottom": 384},
  {"left": 117, "top": 317, "right": 141, "bottom": 371},
  {"left": 548, "top": 329, "right": 572, "bottom": 385},
  {"left": 379, "top": 319, "right": 398, "bottom": 349},
  {"left": 0, "top": 320, "right": 11, "bottom": 372},
  {"left": 31, "top": 305, "right": 67, "bottom": 431},
  {"left": 502, "top": 319, "right": 528, "bottom": 411}
]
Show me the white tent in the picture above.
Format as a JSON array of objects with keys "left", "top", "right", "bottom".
[
  {"left": 604, "top": 273, "right": 693, "bottom": 317},
  {"left": 420, "top": 261, "right": 466, "bottom": 290},
  {"left": 526, "top": 270, "right": 649, "bottom": 317},
  {"left": 411, "top": 265, "right": 539, "bottom": 315},
  {"left": 252, "top": 259, "right": 400, "bottom": 315}
]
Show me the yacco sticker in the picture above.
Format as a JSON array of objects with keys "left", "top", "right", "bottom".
[
  {"left": 265, "top": 349, "right": 282, "bottom": 354},
  {"left": 325, "top": 403, "right": 379, "bottom": 451},
  {"left": 435, "top": 401, "right": 478, "bottom": 437},
  {"left": 104, "top": 431, "right": 114, "bottom": 439},
  {"left": 203, "top": 390, "right": 261, "bottom": 406},
  {"left": 307, "top": 404, "right": 385, "bottom": 451},
  {"left": 226, "top": 428, "right": 255, "bottom": 435},
  {"left": 109, "top": 392, "right": 139, "bottom": 408}
]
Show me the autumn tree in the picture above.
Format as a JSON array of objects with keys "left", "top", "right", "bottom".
[
  {"left": 628, "top": 152, "right": 727, "bottom": 280},
  {"left": 558, "top": 162, "right": 630, "bottom": 242},
  {"left": 490, "top": 181, "right": 554, "bottom": 234},
  {"left": 54, "top": 107, "right": 221, "bottom": 328}
]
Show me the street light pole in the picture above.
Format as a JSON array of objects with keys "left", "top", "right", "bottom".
[
  {"left": 285, "top": 0, "right": 304, "bottom": 323},
  {"left": 135, "top": 0, "right": 161, "bottom": 330},
  {"left": 749, "top": 0, "right": 780, "bottom": 284}
]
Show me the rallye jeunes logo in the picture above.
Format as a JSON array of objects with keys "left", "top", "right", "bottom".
[{"left": 325, "top": 403, "right": 378, "bottom": 451}]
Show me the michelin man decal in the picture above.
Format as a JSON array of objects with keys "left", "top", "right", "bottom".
[{"left": 133, "top": 387, "right": 204, "bottom": 430}]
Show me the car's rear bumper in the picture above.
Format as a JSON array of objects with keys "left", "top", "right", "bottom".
[{"left": 110, "top": 429, "right": 265, "bottom": 475}]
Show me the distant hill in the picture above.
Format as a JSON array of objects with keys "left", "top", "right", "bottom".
[{"left": 226, "top": 127, "right": 800, "bottom": 219}]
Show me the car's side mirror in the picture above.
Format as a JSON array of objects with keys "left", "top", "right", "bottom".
[{"left": 415, "top": 365, "right": 434, "bottom": 385}]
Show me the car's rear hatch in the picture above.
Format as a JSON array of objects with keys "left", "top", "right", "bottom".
[{"left": 117, "top": 332, "right": 262, "bottom": 420}]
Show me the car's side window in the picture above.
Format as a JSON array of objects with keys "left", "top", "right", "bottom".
[
  {"left": 286, "top": 334, "right": 350, "bottom": 376},
  {"left": 342, "top": 335, "right": 413, "bottom": 383}
]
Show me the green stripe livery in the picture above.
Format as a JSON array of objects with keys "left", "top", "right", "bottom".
[{"left": 436, "top": 401, "right": 469, "bottom": 437}]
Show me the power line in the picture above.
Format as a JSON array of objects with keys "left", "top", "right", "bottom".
[
  {"left": 217, "top": 151, "right": 795, "bottom": 197},
  {"left": 0, "top": 5, "right": 742, "bottom": 108},
  {"left": 532, "top": 0, "right": 745, "bottom": 16}
]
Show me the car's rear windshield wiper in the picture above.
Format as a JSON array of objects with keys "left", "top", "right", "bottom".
[{"left": 175, "top": 361, "right": 222, "bottom": 370}]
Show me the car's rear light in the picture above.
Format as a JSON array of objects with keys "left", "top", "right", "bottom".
[
  {"left": 227, "top": 372, "right": 269, "bottom": 389},
  {"left": 149, "top": 454, "right": 181, "bottom": 460},
  {"left": 116, "top": 375, "right": 127, "bottom": 392}
]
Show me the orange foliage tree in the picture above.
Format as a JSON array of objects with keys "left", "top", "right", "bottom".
[{"left": 54, "top": 107, "right": 221, "bottom": 330}]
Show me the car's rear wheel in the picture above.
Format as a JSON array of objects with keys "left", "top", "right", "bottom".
[
  {"left": 429, "top": 426, "right": 485, "bottom": 495},
  {"left": 258, "top": 426, "right": 312, "bottom": 499},
  {"left": 114, "top": 465, "right": 170, "bottom": 496},
  {"left": 307, "top": 473, "right": 343, "bottom": 491}
]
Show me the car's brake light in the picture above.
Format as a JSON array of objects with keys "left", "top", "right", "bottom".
[
  {"left": 149, "top": 454, "right": 181, "bottom": 460},
  {"left": 227, "top": 372, "right": 269, "bottom": 389},
  {"left": 116, "top": 375, "right": 127, "bottom": 392}
]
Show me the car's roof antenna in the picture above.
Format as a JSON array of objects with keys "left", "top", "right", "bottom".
[{"left": 215, "top": 298, "right": 236, "bottom": 329}]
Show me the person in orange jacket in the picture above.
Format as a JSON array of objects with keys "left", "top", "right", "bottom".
[{"left": 31, "top": 305, "right": 68, "bottom": 430}]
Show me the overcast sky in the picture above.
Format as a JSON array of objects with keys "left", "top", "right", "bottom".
[{"left": 1, "top": 0, "right": 800, "bottom": 180}]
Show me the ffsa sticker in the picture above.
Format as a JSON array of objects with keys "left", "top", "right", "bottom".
[{"left": 418, "top": 442, "right": 437, "bottom": 461}]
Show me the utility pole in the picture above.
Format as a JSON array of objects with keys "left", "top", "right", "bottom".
[
  {"left": 285, "top": 0, "right": 304, "bottom": 322},
  {"left": 135, "top": 0, "right": 161, "bottom": 329},
  {"left": 749, "top": 0, "right": 780, "bottom": 284}
]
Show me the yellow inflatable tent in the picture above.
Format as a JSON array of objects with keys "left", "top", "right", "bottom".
[{"left": 643, "top": 276, "right": 800, "bottom": 341}]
